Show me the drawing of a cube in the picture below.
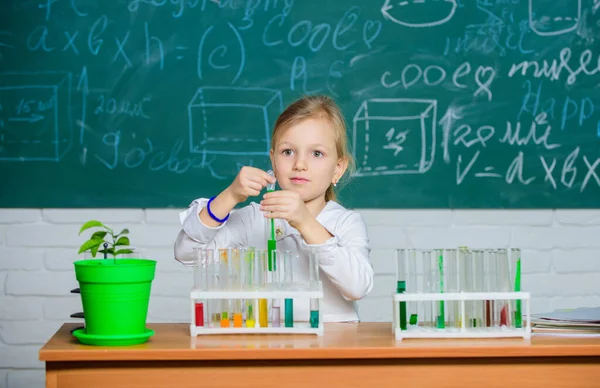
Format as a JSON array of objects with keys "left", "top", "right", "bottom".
[
  {"left": 352, "top": 99, "right": 436, "bottom": 176},
  {"left": 0, "top": 72, "right": 72, "bottom": 161},
  {"left": 188, "top": 87, "right": 282, "bottom": 156}
]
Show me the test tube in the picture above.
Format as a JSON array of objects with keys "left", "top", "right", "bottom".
[
  {"left": 445, "top": 249, "right": 459, "bottom": 329},
  {"left": 496, "top": 249, "right": 512, "bottom": 327},
  {"left": 244, "top": 247, "right": 255, "bottom": 327},
  {"left": 434, "top": 249, "right": 445, "bottom": 329},
  {"left": 483, "top": 249, "right": 498, "bottom": 327},
  {"left": 458, "top": 247, "right": 474, "bottom": 329},
  {"left": 256, "top": 249, "right": 269, "bottom": 327},
  {"left": 407, "top": 249, "right": 418, "bottom": 326},
  {"left": 471, "top": 249, "right": 485, "bottom": 328},
  {"left": 309, "top": 249, "right": 320, "bottom": 328},
  {"left": 219, "top": 248, "right": 230, "bottom": 328},
  {"left": 206, "top": 249, "right": 219, "bottom": 327},
  {"left": 421, "top": 250, "right": 435, "bottom": 328},
  {"left": 193, "top": 248, "right": 207, "bottom": 327},
  {"left": 272, "top": 299, "right": 281, "bottom": 327},
  {"left": 396, "top": 249, "right": 408, "bottom": 331},
  {"left": 230, "top": 249, "right": 243, "bottom": 328},
  {"left": 511, "top": 248, "right": 522, "bottom": 328},
  {"left": 283, "top": 250, "right": 294, "bottom": 327}
]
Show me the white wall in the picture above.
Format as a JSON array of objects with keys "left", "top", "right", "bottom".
[{"left": 1, "top": 208, "right": 599, "bottom": 388}]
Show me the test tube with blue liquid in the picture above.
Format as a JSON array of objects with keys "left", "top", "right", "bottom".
[{"left": 309, "top": 250, "right": 320, "bottom": 328}]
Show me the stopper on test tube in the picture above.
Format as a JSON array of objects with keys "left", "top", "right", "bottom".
[{"left": 267, "top": 170, "right": 276, "bottom": 191}]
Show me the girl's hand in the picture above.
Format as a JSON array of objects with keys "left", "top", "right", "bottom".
[
  {"left": 260, "top": 190, "right": 313, "bottom": 230},
  {"left": 226, "top": 167, "right": 275, "bottom": 204}
]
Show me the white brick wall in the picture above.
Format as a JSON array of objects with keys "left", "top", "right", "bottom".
[{"left": 1, "top": 208, "right": 599, "bottom": 388}]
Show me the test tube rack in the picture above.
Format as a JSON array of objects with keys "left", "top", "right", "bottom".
[
  {"left": 392, "top": 291, "right": 531, "bottom": 340},
  {"left": 189, "top": 285, "right": 324, "bottom": 336}
]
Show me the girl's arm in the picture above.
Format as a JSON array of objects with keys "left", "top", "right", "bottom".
[
  {"left": 302, "top": 211, "right": 373, "bottom": 301},
  {"left": 174, "top": 198, "right": 252, "bottom": 265},
  {"left": 175, "top": 167, "right": 275, "bottom": 265}
]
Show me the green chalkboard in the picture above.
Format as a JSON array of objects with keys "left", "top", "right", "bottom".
[{"left": 1, "top": 0, "right": 600, "bottom": 208}]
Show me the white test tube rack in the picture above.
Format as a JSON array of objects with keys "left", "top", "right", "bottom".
[
  {"left": 392, "top": 291, "right": 531, "bottom": 340},
  {"left": 189, "top": 285, "right": 325, "bottom": 336}
]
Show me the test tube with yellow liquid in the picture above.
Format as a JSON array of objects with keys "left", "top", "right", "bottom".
[
  {"left": 244, "top": 248, "right": 256, "bottom": 328},
  {"left": 230, "top": 248, "right": 243, "bottom": 328},
  {"left": 219, "top": 248, "right": 230, "bottom": 328},
  {"left": 256, "top": 249, "right": 269, "bottom": 327}
]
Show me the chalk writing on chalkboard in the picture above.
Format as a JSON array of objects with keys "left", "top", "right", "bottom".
[{"left": 0, "top": 0, "right": 599, "bottom": 208}]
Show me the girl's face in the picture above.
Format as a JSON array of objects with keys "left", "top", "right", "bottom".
[{"left": 270, "top": 118, "right": 347, "bottom": 206}]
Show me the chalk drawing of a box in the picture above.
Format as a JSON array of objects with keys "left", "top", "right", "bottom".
[
  {"left": 0, "top": 72, "right": 72, "bottom": 161},
  {"left": 187, "top": 87, "right": 282, "bottom": 156},
  {"left": 352, "top": 99, "right": 436, "bottom": 176}
]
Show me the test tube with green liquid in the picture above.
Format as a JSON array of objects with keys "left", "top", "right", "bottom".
[
  {"left": 435, "top": 249, "right": 445, "bottom": 329},
  {"left": 244, "top": 248, "right": 256, "bottom": 327},
  {"left": 283, "top": 250, "right": 294, "bottom": 327},
  {"left": 309, "top": 250, "right": 320, "bottom": 329},
  {"left": 266, "top": 170, "right": 277, "bottom": 272},
  {"left": 396, "top": 249, "right": 408, "bottom": 331},
  {"left": 512, "top": 248, "right": 522, "bottom": 328},
  {"left": 407, "top": 249, "right": 418, "bottom": 326}
]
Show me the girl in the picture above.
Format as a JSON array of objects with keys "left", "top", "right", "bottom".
[{"left": 174, "top": 95, "right": 373, "bottom": 323}]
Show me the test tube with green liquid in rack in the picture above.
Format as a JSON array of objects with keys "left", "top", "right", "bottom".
[
  {"left": 396, "top": 249, "right": 408, "bottom": 331},
  {"left": 283, "top": 250, "right": 294, "bottom": 327},
  {"left": 309, "top": 250, "right": 320, "bottom": 328},
  {"left": 511, "top": 248, "right": 522, "bottom": 328}
]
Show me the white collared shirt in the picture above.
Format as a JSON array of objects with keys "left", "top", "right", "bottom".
[{"left": 174, "top": 198, "right": 374, "bottom": 322}]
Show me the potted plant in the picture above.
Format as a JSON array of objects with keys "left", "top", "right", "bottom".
[{"left": 72, "top": 220, "right": 157, "bottom": 346}]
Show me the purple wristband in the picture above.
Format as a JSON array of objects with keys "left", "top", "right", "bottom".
[{"left": 206, "top": 196, "right": 230, "bottom": 223}]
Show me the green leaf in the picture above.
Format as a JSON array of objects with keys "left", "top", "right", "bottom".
[
  {"left": 118, "top": 228, "right": 130, "bottom": 235},
  {"left": 115, "top": 249, "right": 134, "bottom": 257},
  {"left": 91, "top": 231, "right": 107, "bottom": 240},
  {"left": 78, "top": 238, "right": 104, "bottom": 254},
  {"left": 90, "top": 243, "right": 101, "bottom": 257},
  {"left": 115, "top": 236, "right": 130, "bottom": 246},
  {"left": 79, "top": 220, "right": 104, "bottom": 235}
]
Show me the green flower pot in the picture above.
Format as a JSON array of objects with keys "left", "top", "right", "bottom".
[{"left": 73, "top": 258, "right": 157, "bottom": 346}]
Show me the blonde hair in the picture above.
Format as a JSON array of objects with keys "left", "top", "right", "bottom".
[{"left": 270, "top": 95, "right": 355, "bottom": 202}]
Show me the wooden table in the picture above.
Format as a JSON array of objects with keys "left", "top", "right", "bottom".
[{"left": 39, "top": 323, "right": 600, "bottom": 388}]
